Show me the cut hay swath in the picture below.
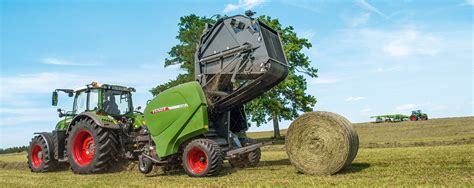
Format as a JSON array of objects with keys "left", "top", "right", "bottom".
[{"left": 285, "top": 111, "right": 359, "bottom": 175}]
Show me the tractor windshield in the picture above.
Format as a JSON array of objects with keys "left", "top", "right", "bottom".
[{"left": 103, "top": 90, "right": 131, "bottom": 116}]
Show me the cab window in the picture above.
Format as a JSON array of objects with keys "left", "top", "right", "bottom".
[
  {"left": 74, "top": 91, "right": 87, "bottom": 114},
  {"left": 74, "top": 89, "right": 99, "bottom": 114},
  {"left": 89, "top": 89, "right": 99, "bottom": 111}
]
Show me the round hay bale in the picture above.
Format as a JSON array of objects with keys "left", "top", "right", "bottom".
[{"left": 285, "top": 111, "right": 359, "bottom": 175}]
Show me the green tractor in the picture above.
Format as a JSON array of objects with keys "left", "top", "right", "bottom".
[{"left": 410, "top": 110, "right": 429, "bottom": 121}]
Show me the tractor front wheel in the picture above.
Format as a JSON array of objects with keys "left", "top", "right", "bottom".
[
  {"left": 66, "top": 119, "right": 119, "bottom": 174},
  {"left": 182, "top": 139, "right": 223, "bottom": 177},
  {"left": 27, "top": 134, "right": 58, "bottom": 172}
]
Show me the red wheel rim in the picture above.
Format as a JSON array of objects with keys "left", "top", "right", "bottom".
[
  {"left": 410, "top": 116, "right": 417, "bottom": 121},
  {"left": 31, "top": 144, "right": 43, "bottom": 168},
  {"left": 73, "top": 130, "right": 95, "bottom": 166},
  {"left": 187, "top": 147, "right": 208, "bottom": 174}
]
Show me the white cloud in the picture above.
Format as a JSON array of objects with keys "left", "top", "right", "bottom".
[
  {"left": 356, "top": 0, "right": 387, "bottom": 18},
  {"left": 345, "top": 96, "right": 366, "bottom": 101},
  {"left": 360, "top": 108, "right": 372, "bottom": 113},
  {"left": 429, "top": 104, "right": 449, "bottom": 111},
  {"left": 350, "top": 12, "right": 371, "bottom": 27},
  {"left": 0, "top": 108, "right": 56, "bottom": 126},
  {"left": 465, "top": 0, "right": 474, "bottom": 6},
  {"left": 396, "top": 104, "right": 417, "bottom": 110},
  {"left": 0, "top": 72, "right": 87, "bottom": 95},
  {"left": 382, "top": 30, "right": 440, "bottom": 57},
  {"left": 223, "top": 0, "right": 265, "bottom": 13},
  {"left": 41, "top": 57, "right": 103, "bottom": 66},
  {"left": 311, "top": 77, "right": 341, "bottom": 84},
  {"left": 298, "top": 30, "right": 316, "bottom": 40},
  {"left": 328, "top": 27, "right": 441, "bottom": 58},
  {"left": 375, "top": 65, "right": 401, "bottom": 73}
]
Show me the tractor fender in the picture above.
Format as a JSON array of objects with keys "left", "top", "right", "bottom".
[
  {"left": 33, "top": 132, "right": 55, "bottom": 159},
  {"left": 68, "top": 112, "right": 121, "bottom": 131}
]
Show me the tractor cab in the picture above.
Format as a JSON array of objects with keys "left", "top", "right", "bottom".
[{"left": 52, "top": 82, "right": 136, "bottom": 119}]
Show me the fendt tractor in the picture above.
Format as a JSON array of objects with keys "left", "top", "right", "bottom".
[
  {"left": 410, "top": 110, "right": 429, "bottom": 121},
  {"left": 27, "top": 12, "right": 288, "bottom": 177}
]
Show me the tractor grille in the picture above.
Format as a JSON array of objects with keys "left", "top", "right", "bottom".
[{"left": 260, "top": 24, "right": 286, "bottom": 64}]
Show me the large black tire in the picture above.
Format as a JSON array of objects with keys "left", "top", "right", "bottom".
[
  {"left": 65, "top": 118, "right": 119, "bottom": 174},
  {"left": 27, "top": 134, "right": 58, "bottom": 172},
  {"left": 182, "top": 139, "right": 223, "bottom": 177},
  {"left": 229, "top": 138, "right": 261, "bottom": 168}
]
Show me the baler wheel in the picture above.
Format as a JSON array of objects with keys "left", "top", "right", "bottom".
[
  {"left": 27, "top": 134, "right": 58, "bottom": 172},
  {"left": 65, "top": 118, "right": 119, "bottom": 174},
  {"left": 182, "top": 139, "right": 223, "bottom": 177}
]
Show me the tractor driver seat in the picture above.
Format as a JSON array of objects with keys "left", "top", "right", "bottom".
[{"left": 104, "top": 95, "right": 120, "bottom": 115}]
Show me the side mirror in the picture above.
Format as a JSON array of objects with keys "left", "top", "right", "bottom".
[
  {"left": 52, "top": 91, "right": 58, "bottom": 106},
  {"left": 136, "top": 106, "right": 142, "bottom": 111}
]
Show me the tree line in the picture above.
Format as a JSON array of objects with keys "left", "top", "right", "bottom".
[{"left": 0, "top": 146, "right": 28, "bottom": 154}]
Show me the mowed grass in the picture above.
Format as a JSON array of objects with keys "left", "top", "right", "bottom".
[
  {"left": 0, "top": 116, "right": 473, "bottom": 186},
  {"left": 0, "top": 145, "right": 472, "bottom": 187}
]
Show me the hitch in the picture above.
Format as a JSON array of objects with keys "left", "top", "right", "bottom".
[{"left": 225, "top": 141, "right": 272, "bottom": 159}]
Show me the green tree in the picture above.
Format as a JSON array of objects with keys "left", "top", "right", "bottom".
[
  {"left": 150, "top": 14, "right": 318, "bottom": 138},
  {"left": 150, "top": 14, "right": 217, "bottom": 94}
]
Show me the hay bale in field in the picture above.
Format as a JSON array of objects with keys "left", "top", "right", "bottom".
[{"left": 285, "top": 111, "right": 359, "bottom": 175}]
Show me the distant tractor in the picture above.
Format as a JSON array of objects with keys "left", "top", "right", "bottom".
[
  {"left": 410, "top": 110, "right": 428, "bottom": 121},
  {"left": 371, "top": 110, "right": 429, "bottom": 123}
]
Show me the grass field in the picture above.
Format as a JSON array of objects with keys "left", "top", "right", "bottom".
[{"left": 0, "top": 116, "right": 473, "bottom": 187}]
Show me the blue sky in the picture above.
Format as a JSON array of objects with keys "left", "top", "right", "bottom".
[{"left": 1, "top": 0, "right": 472, "bottom": 148}]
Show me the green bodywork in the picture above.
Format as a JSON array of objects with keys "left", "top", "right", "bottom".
[
  {"left": 144, "top": 81, "right": 208, "bottom": 158},
  {"left": 53, "top": 81, "right": 208, "bottom": 158},
  {"left": 55, "top": 118, "right": 72, "bottom": 130}
]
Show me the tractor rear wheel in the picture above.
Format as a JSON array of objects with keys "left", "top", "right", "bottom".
[
  {"left": 65, "top": 118, "right": 119, "bottom": 174},
  {"left": 182, "top": 139, "right": 223, "bottom": 177},
  {"left": 229, "top": 138, "right": 261, "bottom": 168},
  {"left": 410, "top": 115, "right": 418, "bottom": 121},
  {"left": 27, "top": 134, "right": 58, "bottom": 172}
]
